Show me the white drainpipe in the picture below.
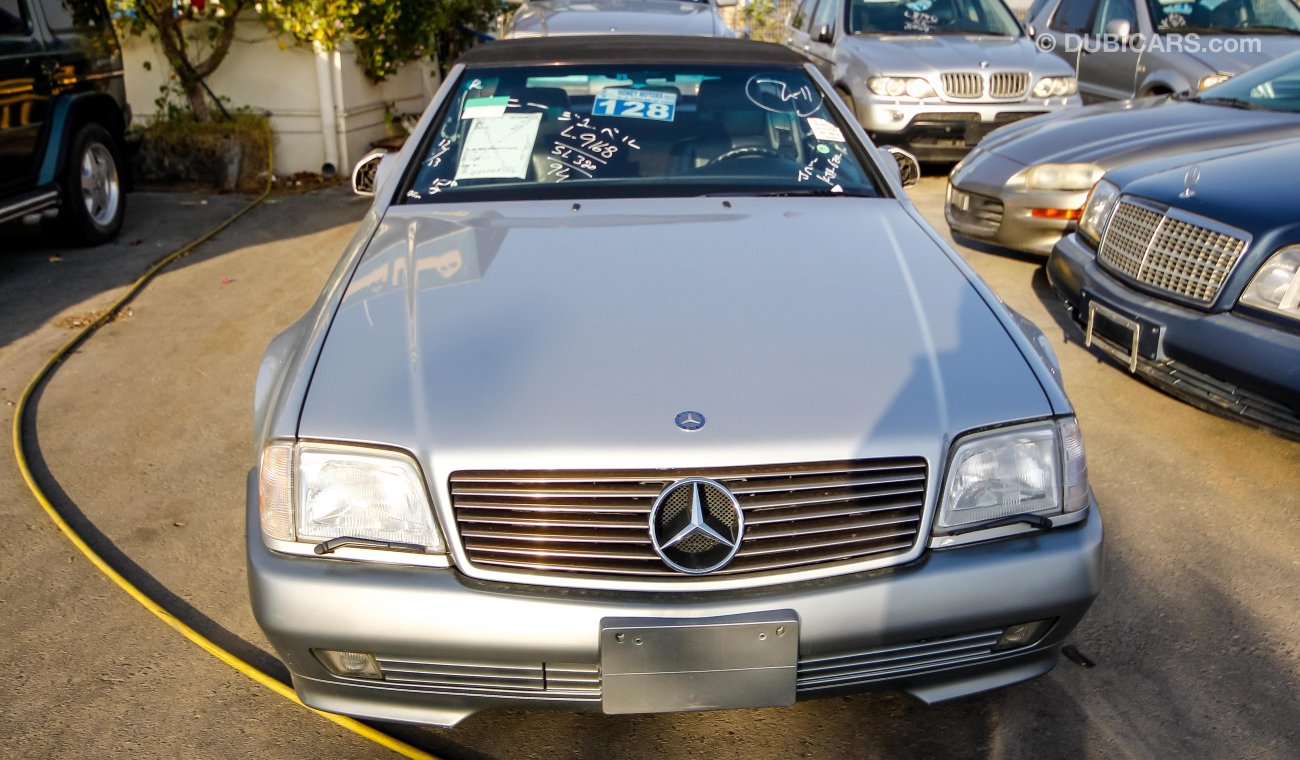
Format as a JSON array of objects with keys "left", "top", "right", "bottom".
[
  {"left": 313, "top": 42, "right": 340, "bottom": 176},
  {"left": 331, "top": 49, "right": 349, "bottom": 173}
]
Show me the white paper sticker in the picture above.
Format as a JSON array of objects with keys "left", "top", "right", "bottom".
[
  {"left": 807, "top": 117, "right": 846, "bottom": 142},
  {"left": 454, "top": 113, "right": 543, "bottom": 181}
]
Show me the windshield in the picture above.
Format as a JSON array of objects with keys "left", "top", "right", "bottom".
[
  {"left": 1194, "top": 50, "right": 1300, "bottom": 110},
  {"left": 847, "top": 0, "right": 1021, "bottom": 36},
  {"left": 1144, "top": 0, "right": 1300, "bottom": 32},
  {"left": 402, "top": 65, "right": 882, "bottom": 203}
]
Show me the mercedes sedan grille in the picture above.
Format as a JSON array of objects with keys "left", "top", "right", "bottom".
[
  {"left": 1098, "top": 199, "right": 1250, "bottom": 305},
  {"left": 450, "top": 458, "right": 928, "bottom": 580}
]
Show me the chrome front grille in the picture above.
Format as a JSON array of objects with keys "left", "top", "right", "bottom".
[
  {"left": 941, "top": 72, "right": 1030, "bottom": 99},
  {"left": 364, "top": 657, "right": 602, "bottom": 699},
  {"left": 941, "top": 72, "right": 982, "bottom": 99},
  {"left": 797, "top": 628, "right": 1005, "bottom": 692},
  {"left": 989, "top": 71, "right": 1030, "bottom": 98},
  {"left": 1098, "top": 199, "right": 1250, "bottom": 305},
  {"left": 450, "top": 458, "right": 928, "bottom": 580}
]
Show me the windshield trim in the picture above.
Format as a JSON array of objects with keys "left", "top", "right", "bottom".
[{"left": 392, "top": 62, "right": 894, "bottom": 206}]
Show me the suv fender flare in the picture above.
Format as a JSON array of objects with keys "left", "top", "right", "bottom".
[{"left": 37, "top": 92, "right": 127, "bottom": 186}]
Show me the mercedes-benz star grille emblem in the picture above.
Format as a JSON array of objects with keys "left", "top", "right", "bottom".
[
  {"left": 1180, "top": 165, "right": 1201, "bottom": 199},
  {"left": 675, "top": 410, "right": 706, "bottom": 431},
  {"left": 649, "top": 478, "right": 744, "bottom": 574}
]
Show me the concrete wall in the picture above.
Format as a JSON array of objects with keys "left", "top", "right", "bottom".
[{"left": 120, "top": 18, "right": 441, "bottom": 176}]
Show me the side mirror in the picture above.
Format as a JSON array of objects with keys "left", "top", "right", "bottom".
[
  {"left": 1103, "top": 18, "right": 1132, "bottom": 40},
  {"left": 885, "top": 146, "right": 920, "bottom": 187},
  {"left": 715, "top": 0, "right": 738, "bottom": 6},
  {"left": 352, "top": 149, "right": 391, "bottom": 197},
  {"left": 816, "top": 24, "right": 834, "bottom": 44}
]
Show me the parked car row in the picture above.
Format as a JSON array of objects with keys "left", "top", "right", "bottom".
[{"left": 944, "top": 51, "right": 1300, "bottom": 440}]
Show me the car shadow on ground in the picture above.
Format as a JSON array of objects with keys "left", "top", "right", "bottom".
[{"left": 0, "top": 188, "right": 370, "bottom": 354}]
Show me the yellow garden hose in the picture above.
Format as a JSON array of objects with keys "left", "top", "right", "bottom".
[{"left": 10, "top": 124, "right": 439, "bottom": 760}]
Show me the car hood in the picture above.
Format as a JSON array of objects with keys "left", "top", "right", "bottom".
[
  {"left": 1109, "top": 140, "right": 1300, "bottom": 233},
  {"left": 975, "top": 98, "right": 1300, "bottom": 168},
  {"left": 300, "top": 198, "right": 1050, "bottom": 471},
  {"left": 839, "top": 34, "right": 1066, "bottom": 74},
  {"left": 508, "top": 0, "right": 719, "bottom": 37},
  {"left": 1182, "top": 34, "right": 1300, "bottom": 75}
]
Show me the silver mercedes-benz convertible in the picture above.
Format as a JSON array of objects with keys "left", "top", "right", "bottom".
[{"left": 248, "top": 36, "right": 1102, "bottom": 728}]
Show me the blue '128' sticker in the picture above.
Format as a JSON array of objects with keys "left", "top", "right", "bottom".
[{"left": 592, "top": 88, "right": 677, "bottom": 122}]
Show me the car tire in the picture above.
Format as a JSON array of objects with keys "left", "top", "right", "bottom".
[{"left": 58, "top": 122, "right": 126, "bottom": 246}]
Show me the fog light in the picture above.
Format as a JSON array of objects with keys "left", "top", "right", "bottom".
[
  {"left": 992, "top": 619, "right": 1054, "bottom": 651},
  {"left": 315, "top": 649, "right": 384, "bottom": 679}
]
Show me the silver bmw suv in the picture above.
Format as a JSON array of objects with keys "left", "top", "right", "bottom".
[{"left": 787, "top": 0, "right": 1081, "bottom": 161}]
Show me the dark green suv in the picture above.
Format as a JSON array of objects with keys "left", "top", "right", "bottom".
[{"left": 1, "top": 0, "right": 128, "bottom": 245}]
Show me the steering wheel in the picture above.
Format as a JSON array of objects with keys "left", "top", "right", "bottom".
[{"left": 708, "top": 145, "right": 783, "bottom": 165}]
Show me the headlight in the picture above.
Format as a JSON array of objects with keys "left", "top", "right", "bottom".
[
  {"left": 1032, "top": 76, "right": 1078, "bottom": 98},
  {"left": 258, "top": 442, "right": 446, "bottom": 558},
  {"left": 1008, "top": 162, "right": 1103, "bottom": 191},
  {"left": 935, "top": 418, "right": 1090, "bottom": 534},
  {"left": 1077, "top": 179, "right": 1120, "bottom": 245},
  {"left": 1239, "top": 245, "right": 1300, "bottom": 322},
  {"left": 868, "top": 77, "right": 936, "bottom": 99},
  {"left": 1199, "top": 73, "right": 1232, "bottom": 90}
]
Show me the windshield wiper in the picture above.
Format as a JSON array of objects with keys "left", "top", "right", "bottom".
[
  {"left": 1234, "top": 24, "right": 1300, "bottom": 34},
  {"left": 734, "top": 189, "right": 872, "bottom": 198},
  {"left": 1192, "top": 96, "right": 1262, "bottom": 110}
]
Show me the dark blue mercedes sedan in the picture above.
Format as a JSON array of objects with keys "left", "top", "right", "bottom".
[{"left": 1048, "top": 138, "right": 1300, "bottom": 440}]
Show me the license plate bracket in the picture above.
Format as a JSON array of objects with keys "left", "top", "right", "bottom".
[
  {"left": 600, "top": 611, "right": 799, "bottom": 715},
  {"left": 1084, "top": 297, "right": 1163, "bottom": 372}
]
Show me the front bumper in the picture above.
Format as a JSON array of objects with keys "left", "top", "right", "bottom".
[
  {"left": 1048, "top": 233, "right": 1300, "bottom": 438},
  {"left": 855, "top": 98, "right": 1073, "bottom": 161},
  {"left": 248, "top": 478, "right": 1104, "bottom": 727},
  {"left": 945, "top": 149, "right": 1087, "bottom": 256}
]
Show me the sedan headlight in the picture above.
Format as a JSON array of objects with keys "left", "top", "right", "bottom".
[
  {"left": 258, "top": 442, "right": 446, "bottom": 558},
  {"left": 1240, "top": 246, "right": 1300, "bottom": 322},
  {"left": 1008, "top": 162, "right": 1103, "bottom": 191},
  {"left": 936, "top": 418, "right": 1090, "bottom": 533},
  {"left": 868, "top": 77, "right": 937, "bottom": 99},
  {"left": 1032, "top": 76, "right": 1078, "bottom": 98},
  {"left": 1199, "top": 73, "right": 1232, "bottom": 90},
  {"left": 1077, "top": 179, "right": 1120, "bottom": 245}
]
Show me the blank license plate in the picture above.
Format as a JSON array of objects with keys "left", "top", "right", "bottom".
[{"left": 600, "top": 611, "right": 798, "bottom": 714}]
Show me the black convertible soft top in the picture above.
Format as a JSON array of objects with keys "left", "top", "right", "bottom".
[{"left": 457, "top": 35, "right": 806, "bottom": 68}]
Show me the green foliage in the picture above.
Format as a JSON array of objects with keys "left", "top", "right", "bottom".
[
  {"left": 743, "top": 0, "right": 793, "bottom": 42},
  {"left": 263, "top": 0, "right": 505, "bottom": 81},
  {"left": 109, "top": 1, "right": 249, "bottom": 122}
]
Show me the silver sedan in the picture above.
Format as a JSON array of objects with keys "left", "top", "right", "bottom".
[{"left": 249, "top": 36, "right": 1102, "bottom": 727}]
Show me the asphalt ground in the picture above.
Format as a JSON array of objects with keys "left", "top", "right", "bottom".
[{"left": 1, "top": 181, "right": 1297, "bottom": 759}]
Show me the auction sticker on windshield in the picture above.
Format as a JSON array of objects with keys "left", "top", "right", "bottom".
[
  {"left": 454, "top": 113, "right": 542, "bottom": 180},
  {"left": 593, "top": 88, "right": 677, "bottom": 122}
]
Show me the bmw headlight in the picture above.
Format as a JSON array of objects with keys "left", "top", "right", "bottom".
[
  {"left": 1008, "top": 162, "right": 1104, "bottom": 191},
  {"left": 868, "top": 77, "right": 937, "bottom": 99},
  {"left": 1077, "top": 179, "right": 1120, "bottom": 245},
  {"left": 1199, "top": 73, "right": 1232, "bottom": 90},
  {"left": 1032, "top": 76, "right": 1078, "bottom": 98},
  {"left": 258, "top": 442, "right": 446, "bottom": 561},
  {"left": 1239, "top": 246, "right": 1300, "bottom": 323},
  {"left": 935, "top": 418, "right": 1090, "bottom": 534}
]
